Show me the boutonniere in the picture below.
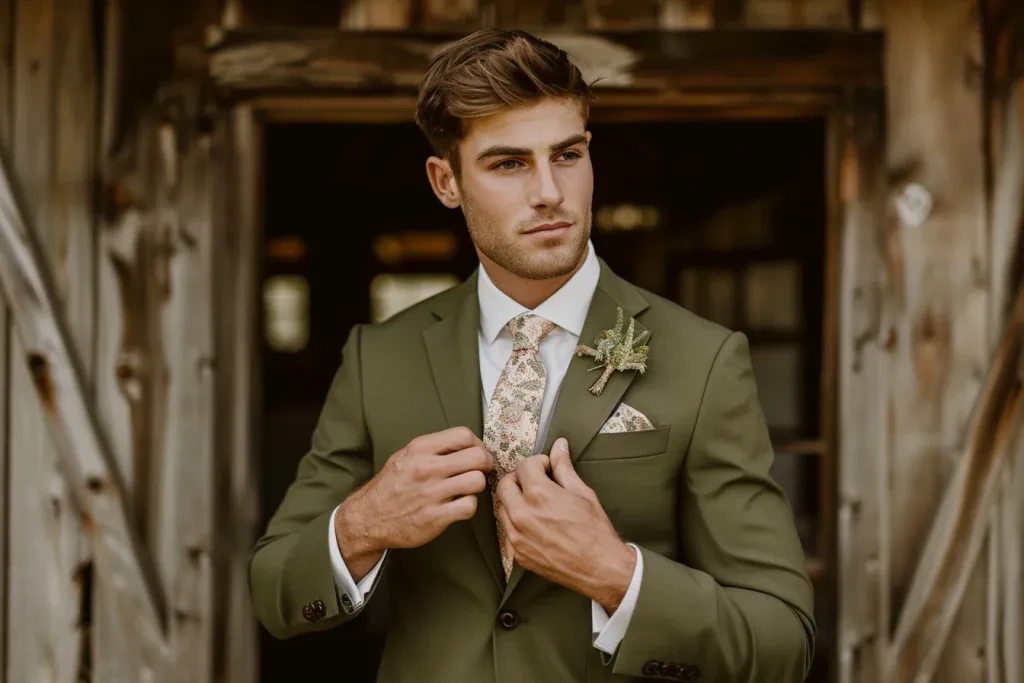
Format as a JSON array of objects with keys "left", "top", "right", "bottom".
[{"left": 575, "top": 307, "right": 649, "bottom": 396}]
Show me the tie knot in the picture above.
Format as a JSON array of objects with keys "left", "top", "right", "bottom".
[{"left": 508, "top": 314, "right": 556, "bottom": 351}]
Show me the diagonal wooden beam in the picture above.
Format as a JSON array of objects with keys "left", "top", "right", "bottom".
[
  {"left": 884, "top": 286, "right": 1024, "bottom": 683},
  {"left": 0, "top": 149, "right": 168, "bottom": 649}
]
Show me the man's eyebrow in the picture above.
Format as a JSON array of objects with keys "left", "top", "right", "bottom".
[{"left": 475, "top": 134, "right": 588, "bottom": 161}]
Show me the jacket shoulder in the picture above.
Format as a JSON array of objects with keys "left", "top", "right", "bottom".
[
  {"left": 636, "top": 286, "right": 735, "bottom": 355},
  {"left": 357, "top": 276, "right": 470, "bottom": 348}
]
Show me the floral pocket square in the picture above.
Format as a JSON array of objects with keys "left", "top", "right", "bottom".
[{"left": 599, "top": 402, "right": 655, "bottom": 434}]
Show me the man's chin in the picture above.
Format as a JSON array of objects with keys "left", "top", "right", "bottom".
[{"left": 519, "top": 240, "right": 586, "bottom": 280}]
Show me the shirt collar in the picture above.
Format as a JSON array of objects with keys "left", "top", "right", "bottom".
[{"left": 477, "top": 239, "right": 600, "bottom": 345}]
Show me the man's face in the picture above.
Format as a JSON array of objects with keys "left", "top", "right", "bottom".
[{"left": 428, "top": 97, "right": 593, "bottom": 280}]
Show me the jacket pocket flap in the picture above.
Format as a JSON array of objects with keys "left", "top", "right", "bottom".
[{"left": 579, "top": 425, "right": 671, "bottom": 462}]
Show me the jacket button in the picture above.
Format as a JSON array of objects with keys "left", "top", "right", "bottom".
[
  {"left": 340, "top": 593, "right": 353, "bottom": 613},
  {"left": 301, "top": 603, "right": 315, "bottom": 622},
  {"left": 642, "top": 660, "right": 663, "bottom": 675},
  {"left": 497, "top": 609, "right": 520, "bottom": 629},
  {"left": 313, "top": 599, "right": 326, "bottom": 618},
  {"left": 660, "top": 662, "right": 682, "bottom": 677},
  {"left": 681, "top": 664, "right": 700, "bottom": 680}
]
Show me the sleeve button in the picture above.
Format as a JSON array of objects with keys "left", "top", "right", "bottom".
[{"left": 642, "top": 660, "right": 663, "bottom": 676}]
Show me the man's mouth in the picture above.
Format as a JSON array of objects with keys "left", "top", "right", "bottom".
[{"left": 523, "top": 221, "right": 573, "bottom": 234}]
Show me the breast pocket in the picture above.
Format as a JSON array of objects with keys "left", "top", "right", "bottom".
[
  {"left": 578, "top": 425, "right": 671, "bottom": 462},
  {"left": 576, "top": 426, "right": 678, "bottom": 551}
]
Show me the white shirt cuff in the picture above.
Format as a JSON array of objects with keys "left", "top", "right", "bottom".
[
  {"left": 591, "top": 543, "right": 643, "bottom": 655},
  {"left": 328, "top": 504, "right": 386, "bottom": 609}
]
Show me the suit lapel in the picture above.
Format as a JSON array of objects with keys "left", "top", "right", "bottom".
[
  {"left": 422, "top": 272, "right": 504, "bottom": 590},
  {"left": 500, "top": 259, "right": 651, "bottom": 606}
]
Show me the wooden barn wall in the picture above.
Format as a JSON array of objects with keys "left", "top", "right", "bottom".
[
  {"left": 0, "top": 0, "right": 236, "bottom": 681},
  {"left": 0, "top": 1, "right": 1020, "bottom": 683},
  {"left": 1, "top": 0, "right": 95, "bottom": 680}
]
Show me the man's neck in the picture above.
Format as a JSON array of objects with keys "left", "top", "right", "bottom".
[{"left": 478, "top": 251, "right": 587, "bottom": 310}]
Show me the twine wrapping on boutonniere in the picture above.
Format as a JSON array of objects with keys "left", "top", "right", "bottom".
[{"left": 575, "top": 307, "right": 649, "bottom": 396}]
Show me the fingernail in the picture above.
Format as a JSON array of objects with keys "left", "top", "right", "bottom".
[{"left": 555, "top": 437, "right": 568, "bottom": 454}]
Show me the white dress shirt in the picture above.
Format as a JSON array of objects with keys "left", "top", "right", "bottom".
[{"left": 328, "top": 240, "right": 643, "bottom": 655}]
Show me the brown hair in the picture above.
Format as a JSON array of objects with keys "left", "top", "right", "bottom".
[{"left": 415, "top": 29, "right": 595, "bottom": 177}]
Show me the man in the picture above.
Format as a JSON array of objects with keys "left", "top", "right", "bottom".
[{"left": 249, "top": 28, "right": 815, "bottom": 683}]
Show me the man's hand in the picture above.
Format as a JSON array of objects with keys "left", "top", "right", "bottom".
[
  {"left": 336, "top": 426, "right": 494, "bottom": 581},
  {"left": 495, "top": 438, "right": 637, "bottom": 614}
]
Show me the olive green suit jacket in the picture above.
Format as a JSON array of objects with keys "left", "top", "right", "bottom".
[{"left": 249, "top": 259, "right": 816, "bottom": 682}]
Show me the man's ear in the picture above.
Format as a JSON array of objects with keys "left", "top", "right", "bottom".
[{"left": 426, "top": 156, "right": 462, "bottom": 209}]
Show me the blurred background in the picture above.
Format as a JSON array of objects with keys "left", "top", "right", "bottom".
[{"left": 0, "top": 1, "right": 1021, "bottom": 683}]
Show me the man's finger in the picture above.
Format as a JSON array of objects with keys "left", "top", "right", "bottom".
[
  {"left": 414, "top": 426, "right": 484, "bottom": 455},
  {"left": 516, "top": 454, "right": 552, "bottom": 490},
  {"left": 549, "top": 438, "right": 590, "bottom": 495},
  {"left": 436, "top": 469, "right": 488, "bottom": 500},
  {"left": 495, "top": 470, "right": 525, "bottom": 510},
  {"left": 433, "top": 446, "right": 494, "bottom": 477}
]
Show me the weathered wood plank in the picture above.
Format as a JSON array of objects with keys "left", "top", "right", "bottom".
[
  {"left": 585, "top": 0, "right": 660, "bottom": 29},
  {"left": 0, "top": 121, "right": 170, "bottom": 678},
  {"left": 0, "top": 0, "right": 11, "bottom": 144},
  {"left": 422, "top": 0, "right": 479, "bottom": 28},
  {"left": 152, "top": 88, "right": 217, "bottom": 683},
  {"left": 880, "top": 2, "right": 991, "bottom": 682},
  {"left": 54, "top": 0, "right": 98, "bottom": 387},
  {"left": 53, "top": 2, "right": 100, "bottom": 681},
  {"left": 836, "top": 91, "right": 888, "bottom": 683},
  {"left": 93, "top": 111, "right": 179, "bottom": 683},
  {"left": 657, "top": 0, "right": 712, "bottom": 29},
  {"left": 744, "top": 0, "right": 850, "bottom": 27},
  {"left": 990, "top": 80, "right": 1023, "bottom": 347},
  {"left": 6, "top": 0, "right": 89, "bottom": 680},
  {"left": 884, "top": 289, "right": 1024, "bottom": 682},
  {"left": 1001, "top": 427, "right": 1024, "bottom": 683},
  {"left": 204, "top": 28, "right": 884, "bottom": 92},
  {"left": 0, "top": 0, "right": 11, "bottom": 677},
  {"left": 339, "top": 0, "right": 413, "bottom": 29},
  {"left": 215, "top": 104, "right": 260, "bottom": 683}
]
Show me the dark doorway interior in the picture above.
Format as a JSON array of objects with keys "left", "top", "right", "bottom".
[{"left": 256, "top": 116, "right": 830, "bottom": 683}]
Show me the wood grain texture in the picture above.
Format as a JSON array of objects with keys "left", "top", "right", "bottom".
[
  {"left": 881, "top": 3, "right": 991, "bottom": 682},
  {"left": 205, "top": 27, "right": 883, "bottom": 92},
  {"left": 836, "top": 91, "right": 888, "bottom": 683},
  {"left": 0, "top": 114, "right": 170, "bottom": 683},
  {"left": 0, "top": 0, "right": 11, "bottom": 677},
  {"left": 152, "top": 87, "right": 217, "bottom": 683},
  {"left": 885, "top": 290, "right": 1024, "bottom": 682},
  {"left": 6, "top": 0, "right": 89, "bottom": 680},
  {"left": 214, "top": 105, "right": 261, "bottom": 683}
]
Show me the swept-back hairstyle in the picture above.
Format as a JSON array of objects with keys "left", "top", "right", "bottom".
[{"left": 415, "top": 29, "right": 595, "bottom": 177}]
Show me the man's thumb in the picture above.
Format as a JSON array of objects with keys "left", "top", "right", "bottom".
[{"left": 550, "top": 438, "right": 586, "bottom": 492}]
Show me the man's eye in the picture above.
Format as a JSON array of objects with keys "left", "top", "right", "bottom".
[
  {"left": 558, "top": 151, "right": 582, "bottom": 161},
  {"left": 497, "top": 159, "right": 522, "bottom": 170}
]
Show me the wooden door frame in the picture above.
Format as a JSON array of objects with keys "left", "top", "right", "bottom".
[{"left": 207, "top": 28, "right": 885, "bottom": 683}]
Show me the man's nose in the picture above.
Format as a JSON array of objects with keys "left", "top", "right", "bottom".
[{"left": 529, "top": 162, "right": 564, "bottom": 208}]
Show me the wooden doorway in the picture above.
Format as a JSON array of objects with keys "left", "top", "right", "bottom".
[{"left": 240, "top": 93, "right": 849, "bottom": 681}]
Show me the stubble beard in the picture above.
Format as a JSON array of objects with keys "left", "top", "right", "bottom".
[{"left": 464, "top": 200, "right": 592, "bottom": 281}]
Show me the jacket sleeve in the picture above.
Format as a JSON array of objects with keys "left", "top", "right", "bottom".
[
  {"left": 248, "top": 324, "right": 386, "bottom": 639},
  {"left": 608, "top": 331, "right": 816, "bottom": 682}
]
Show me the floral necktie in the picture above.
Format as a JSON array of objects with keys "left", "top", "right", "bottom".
[{"left": 484, "top": 313, "right": 558, "bottom": 581}]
